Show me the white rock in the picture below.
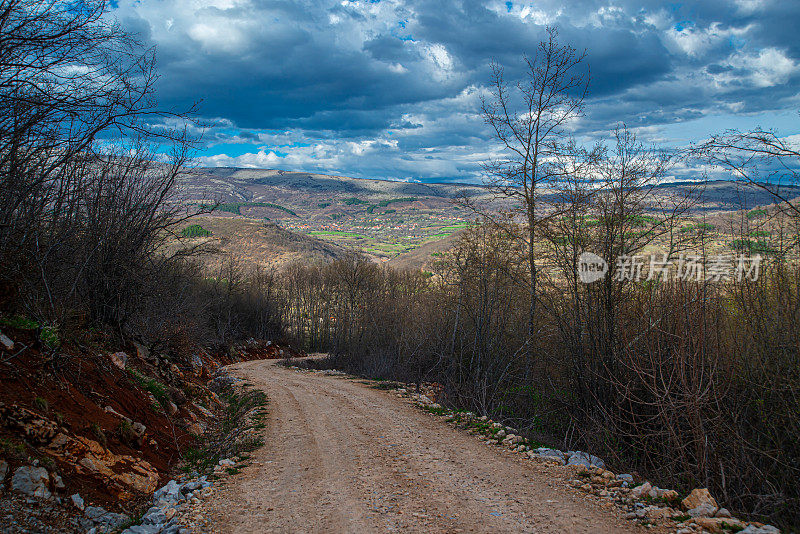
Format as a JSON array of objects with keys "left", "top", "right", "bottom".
[
  {"left": 740, "top": 526, "right": 780, "bottom": 534},
  {"left": 153, "top": 480, "right": 181, "bottom": 502},
  {"left": 71, "top": 493, "right": 85, "bottom": 510},
  {"left": 631, "top": 482, "right": 652, "bottom": 499},
  {"left": 0, "top": 332, "right": 14, "bottom": 350},
  {"left": 108, "top": 352, "right": 127, "bottom": 369},
  {"left": 536, "top": 449, "right": 566, "bottom": 465},
  {"left": 688, "top": 502, "right": 718, "bottom": 517},
  {"left": 11, "top": 466, "right": 51, "bottom": 499},
  {"left": 83, "top": 506, "right": 129, "bottom": 531},
  {"left": 218, "top": 458, "right": 235, "bottom": 467},
  {"left": 565, "top": 451, "right": 605, "bottom": 468}
]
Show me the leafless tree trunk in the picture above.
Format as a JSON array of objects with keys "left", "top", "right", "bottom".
[{"left": 480, "top": 27, "right": 589, "bottom": 336}]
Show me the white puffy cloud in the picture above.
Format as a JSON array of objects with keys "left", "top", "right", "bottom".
[{"left": 727, "top": 48, "right": 798, "bottom": 87}]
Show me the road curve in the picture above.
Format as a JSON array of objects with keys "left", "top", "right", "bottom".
[{"left": 202, "top": 359, "right": 645, "bottom": 534}]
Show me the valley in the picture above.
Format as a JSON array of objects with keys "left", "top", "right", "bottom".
[{"left": 174, "top": 167, "right": 800, "bottom": 271}]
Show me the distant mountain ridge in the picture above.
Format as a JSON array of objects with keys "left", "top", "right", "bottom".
[
  {"left": 177, "top": 167, "right": 800, "bottom": 213},
  {"left": 177, "top": 167, "right": 491, "bottom": 206}
]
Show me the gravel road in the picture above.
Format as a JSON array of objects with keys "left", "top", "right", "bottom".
[{"left": 202, "top": 359, "right": 644, "bottom": 533}]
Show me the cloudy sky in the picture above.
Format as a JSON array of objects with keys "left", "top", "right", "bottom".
[{"left": 113, "top": 0, "right": 800, "bottom": 183}]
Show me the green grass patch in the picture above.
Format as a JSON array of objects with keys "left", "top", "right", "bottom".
[
  {"left": 181, "top": 385, "right": 268, "bottom": 474},
  {"left": 0, "top": 314, "right": 59, "bottom": 347},
  {"left": 423, "top": 405, "right": 448, "bottom": 415},
  {"left": 0, "top": 314, "right": 58, "bottom": 347},
  {"left": 0, "top": 438, "right": 27, "bottom": 460},
  {"left": 369, "top": 381, "right": 405, "bottom": 390},
  {"left": 342, "top": 197, "right": 369, "bottom": 205},
  {"left": 127, "top": 368, "right": 169, "bottom": 407},
  {"left": 309, "top": 231, "right": 367, "bottom": 238},
  {"left": 201, "top": 202, "right": 298, "bottom": 217},
  {"left": 377, "top": 197, "right": 417, "bottom": 207},
  {"left": 437, "top": 223, "right": 472, "bottom": 232},
  {"left": 730, "top": 238, "right": 777, "bottom": 255},
  {"left": 628, "top": 214, "right": 660, "bottom": 227},
  {"left": 181, "top": 224, "right": 212, "bottom": 237},
  {"left": 40, "top": 325, "right": 59, "bottom": 348},
  {"left": 0, "top": 315, "right": 39, "bottom": 330},
  {"left": 747, "top": 208, "right": 769, "bottom": 219},
  {"left": 33, "top": 397, "right": 48, "bottom": 412},
  {"left": 681, "top": 222, "right": 715, "bottom": 233}
]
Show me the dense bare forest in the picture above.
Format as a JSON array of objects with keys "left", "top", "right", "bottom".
[{"left": 0, "top": 0, "right": 284, "bottom": 354}]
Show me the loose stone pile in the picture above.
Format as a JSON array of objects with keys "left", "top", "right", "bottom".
[{"left": 119, "top": 471, "right": 217, "bottom": 534}]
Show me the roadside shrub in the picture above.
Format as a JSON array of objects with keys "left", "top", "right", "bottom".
[
  {"left": 181, "top": 383, "right": 268, "bottom": 473},
  {"left": 117, "top": 420, "right": 137, "bottom": 446},
  {"left": 32, "top": 397, "right": 48, "bottom": 412}
]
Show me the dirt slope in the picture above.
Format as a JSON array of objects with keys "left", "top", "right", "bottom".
[
  {"left": 387, "top": 229, "right": 464, "bottom": 271},
  {"left": 201, "top": 360, "right": 648, "bottom": 533},
  {"left": 167, "top": 217, "right": 349, "bottom": 272}
]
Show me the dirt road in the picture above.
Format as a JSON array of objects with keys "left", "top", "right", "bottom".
[{"left": 202, "top": 359, "right": 643, "bottom": 533}]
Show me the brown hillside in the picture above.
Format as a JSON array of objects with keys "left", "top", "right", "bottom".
[
  {"left": 169, "top": 217, "right": 350, "bottom": 272},
  {"left": 387, "top": 230, "right": 465, "bottom": 271}
]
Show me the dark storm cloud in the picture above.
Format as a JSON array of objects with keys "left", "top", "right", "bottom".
[{"left": 113, "top": 0, "right": 800, "bottom": 181}]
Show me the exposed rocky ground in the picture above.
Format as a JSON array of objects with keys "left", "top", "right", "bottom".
[{"left": 0, "top": 323, "right": 294, "bottom": 533}]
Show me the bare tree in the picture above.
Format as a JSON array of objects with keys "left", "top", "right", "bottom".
[
  {"left": 0, "top": 0, "right": 204, "bottom": 335},
  {"left": 695, "top": 123, "right": 800, "bottom": 219},
  {"left": 480, "top": 27, "right": 589, "bottom": 335},
  {"left": 0, "top": 0, "right": 194, "bottom": 265}
]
